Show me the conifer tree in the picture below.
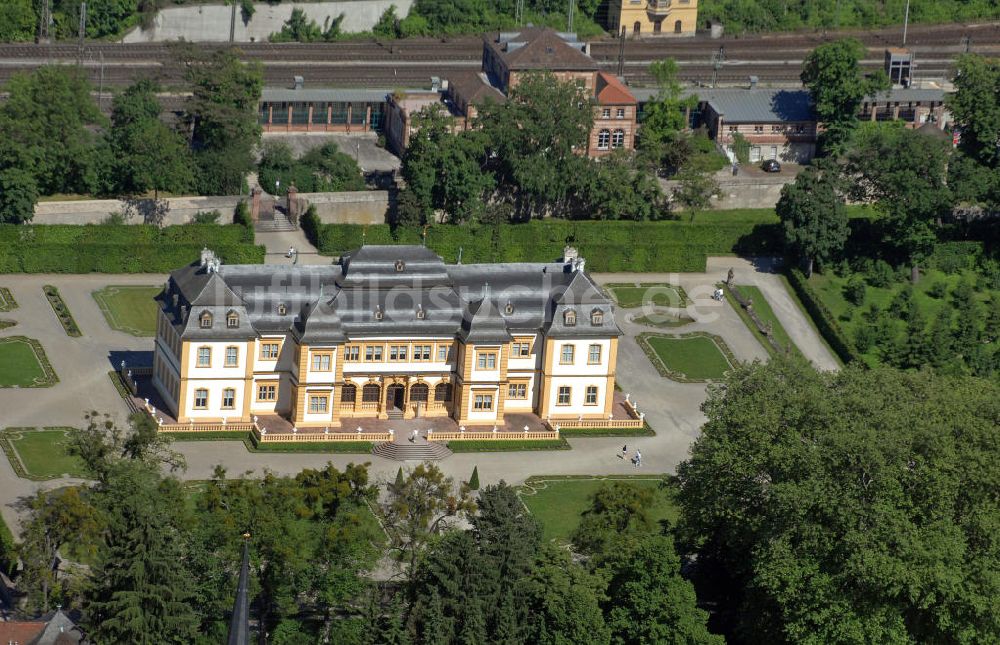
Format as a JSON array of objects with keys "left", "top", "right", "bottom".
[{"left": 468, "top": 466, "right": 480, "bottom": 491}]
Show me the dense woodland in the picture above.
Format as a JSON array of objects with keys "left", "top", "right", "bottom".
[{"left": 1, "top": 360, "right": 997, "bottom": 644}]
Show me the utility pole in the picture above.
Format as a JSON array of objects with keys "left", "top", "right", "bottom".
[
  {"left": 711, "top": 46, "right": 725, "bottom": 88},
  {"left": 567, "top": 0, "right": 575, "bottom": 33},
  {"left": 902, "top": 0, "right": 910, "bottom": 46},
  {"left": 229, "top": 1, "right": 237, "bottom": 43},
  {"left": 617, "top": 26, "right": 626, "bottom": 77},
  {"left": 37, "top": 0, "right": 51, "bottom": 43},
  {"left": 77, "top": 2, "right": 87, "bottom": 65}
]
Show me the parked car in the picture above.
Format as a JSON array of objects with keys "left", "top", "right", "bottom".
[{"left": 761, "top": 159, "right": 781, "bottom": 173}]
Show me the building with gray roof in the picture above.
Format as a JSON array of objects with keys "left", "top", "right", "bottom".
[{"left": 152, "top": 246, "right": 624, "bottom": 429}]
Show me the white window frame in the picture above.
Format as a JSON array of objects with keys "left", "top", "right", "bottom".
[
  {"left": 560, "top": 345, "right": 575, "bottom": 364},
  {"left": 557, "top": 386, "right": 571, "bottom": 405}
]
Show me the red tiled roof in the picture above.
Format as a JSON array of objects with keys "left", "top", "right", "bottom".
[
  {"left": 0, "top": 622, "right": 47, "bottom": 644},
  {"left": 595, "top": 72, "right": 636, "bottom": 105}
]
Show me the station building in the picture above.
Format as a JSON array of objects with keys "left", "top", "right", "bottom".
[
  {"left": 152, "top": 246, "right": 622, "bottom": 429},
  {"left": 606, "top": 0, "right": 699, "bottom": 37}
]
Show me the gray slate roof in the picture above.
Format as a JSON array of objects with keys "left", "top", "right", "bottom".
[
  {"left": 159, "top": 246, "right": 621, "bottom": 343},
  {"left": 260, "top": 88, "right": 395, "bottom": 103},
  {"left": 702, "top": 88, "right": 815, "bottom": 123}
]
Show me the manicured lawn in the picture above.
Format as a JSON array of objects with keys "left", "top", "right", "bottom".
[
  {"left": 92, "top": 286, "right": 161, "bottom": 336},
  {"left": 631, "top": 312, "right": 694, "bottom": 328},
  {"left": 4, "top": 428, "right": 89, "bottom": 479},
  {"left": 0, "top": 336, "right": 57, "bottom": 387},
  {"left": 519, "top": 477, "right": 679, "bottom": 543},
  {"left": 643, "top": 333, "right": 733, "bottom": 380},
  {"left": 728, "top": 284, "right": 804, "bottom": 359},
  {"left": 606, "top": 283, "right": 689, "bottom": 308}
]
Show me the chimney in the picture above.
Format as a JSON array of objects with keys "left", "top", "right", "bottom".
[
  {"left": 749, "top": 75, "right": 759, "bottom": 89},
  {"left": 200, "top": 247, "right": 214, "bottom": 267},
  {"left": 293, "top": 75, "right": 304, "bottom": 90},
  {"left": 563, "top": 245, "right": 579, "bottom": 262}
]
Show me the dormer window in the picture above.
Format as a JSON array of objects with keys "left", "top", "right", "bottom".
[
  {"left": 277, "top": 303, "right": 287, "bottom": 316},
  {"left": 504, "top": 301, "right": 514, "bottom": 315},
  {"left": 395, "top": 260, "right": 405, "bottom": 272},
  {"left": 199, "top": 311, "right": 213, "bottom": 328},
  {"left": 227, "top": 311, "right": 239, "bottom": 328},
  {"left": 374, "top": 306, "right": 384, "bottom": 321},
  {"left": 564, "top": 310, "right": 577, "bottom": 326},
  {"left": 591, "top": 308, "right": 604, "bottom": 326},
  {"left": 416, "top": 305, "right": 425, "bottom": 320}
]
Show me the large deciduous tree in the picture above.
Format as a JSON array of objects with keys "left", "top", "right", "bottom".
[
  {"left": 0, "top": 65, "right": 103, "bottom": 195},
  {"left": 776, "top": 157, "right": 850, "bottom": 275},
  {"left": 0, "top": 166, "right": 38, "bottom": 224},
  {"left": 183, "top": 48, "right": 263, "bottom": 195},
  {"left": 477, "top": 72, "right": 593, "bottom": 217},
  {"left": 801, "top": 39, "right": 889, "bottom": 154},
  {"left": 677, "top": 358, "right": 1000, "bottom": 643},
  {"left": 846, "top": 125, "right": 952, "bottom": 281},
  {"left": 948, "top": 54, "right": 1000, "bottom": 169},
  {"left": 105, "top": 79, "right": 195, "bottom": 199}
]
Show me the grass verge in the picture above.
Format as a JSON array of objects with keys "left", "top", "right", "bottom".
[
  {"left": 637, "top": 332, "right": 736, "bottom": 382},
  {"left": 631, "top": 312, "right": 695, "bottom": 328},
  {"left": 43, "top": 285, "right": 81, "bottom": 337},
  {"left": 725, "top": 284, "right": 804, "bottom": 359},
  {"left": 92, "top": 285, "right": 160, "bottom": 336},
  {"left": 447, "top": 438, "right": 570, "bottom": 452},
  {"left": 0, "top": 320, "right": 15, "bottom": 331},
  {"left": 518, "top": 475, "right": 678, "bottom": 543},
  {"left": 0, "top": 336, "right": 58, "bottom": 387}
]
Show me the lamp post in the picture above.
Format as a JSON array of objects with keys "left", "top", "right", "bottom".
[{"left": 275, "top": 179, "right": 280, "bottom": 196}]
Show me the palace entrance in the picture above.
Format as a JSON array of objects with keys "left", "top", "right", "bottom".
[{"left": 386, "top": 384, "right": 406, "bottom": 412}]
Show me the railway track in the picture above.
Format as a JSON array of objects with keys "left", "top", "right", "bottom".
[{"left": 0, "top": 20, "right": 991, "bottom": 89}]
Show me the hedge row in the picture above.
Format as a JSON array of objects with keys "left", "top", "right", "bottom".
[
  {"left": 302, "top": 212, "right": 783, "bottom": 273},
  {"left": 0, "top": 224, "right": 264, "bottom": 273},
  {"left": 785, "top": 268, "right": 861, "bottom": 365}
]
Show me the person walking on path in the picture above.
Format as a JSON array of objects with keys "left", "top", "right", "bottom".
[
  {"left": 621, "top": 444, "right": 627, "bottom": 460},
  {"left": 635, "top": 449, "right": 642, "bottom": 468}
]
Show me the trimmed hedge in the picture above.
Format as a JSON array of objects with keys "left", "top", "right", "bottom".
[
  {"left": 302, "top": 211, "right": 782, "bottom": 273},
  {"left": 447, "top": 438, "right": 570, "bottom": 452},
  {"left": 0, "top": 509, "right": 14, "bottom": 576},
  {"left": 785, "top": 268, "right": 862, "bottom": 365},
  {"left": 557, "top": 424, "right": 656, "bottom": 437},
  {"left": 0, "top": 224, "right": 264, "bottom": 273}
]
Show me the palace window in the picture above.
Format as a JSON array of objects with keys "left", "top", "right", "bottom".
[
  {"left": 557, "top": 386, "right": 571, "bottom": 405},
  {"left": 728, "top": 125, "right": 738, "bottom": 133},
  {"left": 225, "top": 346, "right": 238, "bottom": 367},
  {"left": 362, "top": 383, "right": 381, "bottom": 402},
  {"left": 585, "top": 385, "right": 599, "bottom": 405},
  {"left": 227, "top": 311, "right": 239, "bottom": 328},
  {"left": 260, "top": 342, "right": 280, "bottom": 360},
  {"left": 341, "top": 384, "right": 357, "bottom": 402},
  {"left": 437, "top": 345, "right": 451, "bottom": 362},
  {"left": 611, "top": 128, "right": 625, "bottom": 149},
  {"left": 474, "top": 394, "right": 494, "bottom": 411},
  {"left": 414, "top": 345, "right": 432, "bottom": 361},
  {"left": 199, "top": 311, "right": 213, "bottom": 328},
  {"left": 477, "top": 352, "right": 497, "bottom": 369},
  {"left": 753, "top": 125, "right": 764, "bottom": 133},
  {"left": 197, "top": 347, "right": 211, "bottom": 367},
  {"left": 257, "top": 384, "right": 277, "bottom": 401},
  {"left": 508, "top": 383, "right": 527, "bottom": 399},
  {"left": 601, "top": 107, "right": 611, "bottom": 118},
  {"left": 389, "top": 345, "right": 408, "bottom": 361},
  {"left": 564, "top": 310, "right": 577, "bottom": 326},
  {"left": 597, "top": 129, "right": 610, "bottom": 150},
  {"left": 560, "top": 345, "right": 575, "bottom": 364},
  {"left": 277, "top": 303, "right": 287, "bottom": 316},
  {"left": 365, "top": 346, "right": 384, "bottom": 361},
  {"left": 309, "top": 395, "right": 329, "bottom": 414},
  {"left": 511, "top": 342, "right": 531, "bottom": 357},
  {"left": 311, "top": 352, "right": 332, "bottom": 372},
  {"left": 588, "top": 344, "right": 602, "bottom": 364},
  {"left": 222, "top": 388, "right": 236, "bottom": 409},
  {"left": 410, "top": 383, "right": 429, "bottom": 402},
  {"left": 591, "top": 309, "right": 604, "bottom": 326},
  {"left": 194, "top": 388, "right": 208, "bottom": 408},
  {"left": 504, "top": 301, "right": 515, "bottom": 314},
  {"left": 435, "top": 383, "right": 453, "bottom": 402},
  {"left": 344, "top": 346, "right": 360, "bottom": 361},
  {"left": 616, "top": 107, "right": 625, "bottom": 119}
]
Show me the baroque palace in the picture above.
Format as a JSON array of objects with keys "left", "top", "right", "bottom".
[{"left": 152, "top": 246, "right": 622, "bottom": 429}]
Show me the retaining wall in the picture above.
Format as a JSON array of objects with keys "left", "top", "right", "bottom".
[
  {"left": 664, "top": 175, "right": 793, "bottom": 210},
  {"left": 302, "top": 191, "right": 389, "bottom": 224},
  {"left": 124, "top": 0, "right": 415, "bottom": 43}
]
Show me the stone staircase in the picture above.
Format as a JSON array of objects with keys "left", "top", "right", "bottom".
[
  {"left": 387, "top": 407, "right": 405, "bottom": 420},
  {"left": 372, "top": 438, "right": 453, "bottom": 461},
  {"left": 255, "top": 213, "right": 297, "bottom": 232}
]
